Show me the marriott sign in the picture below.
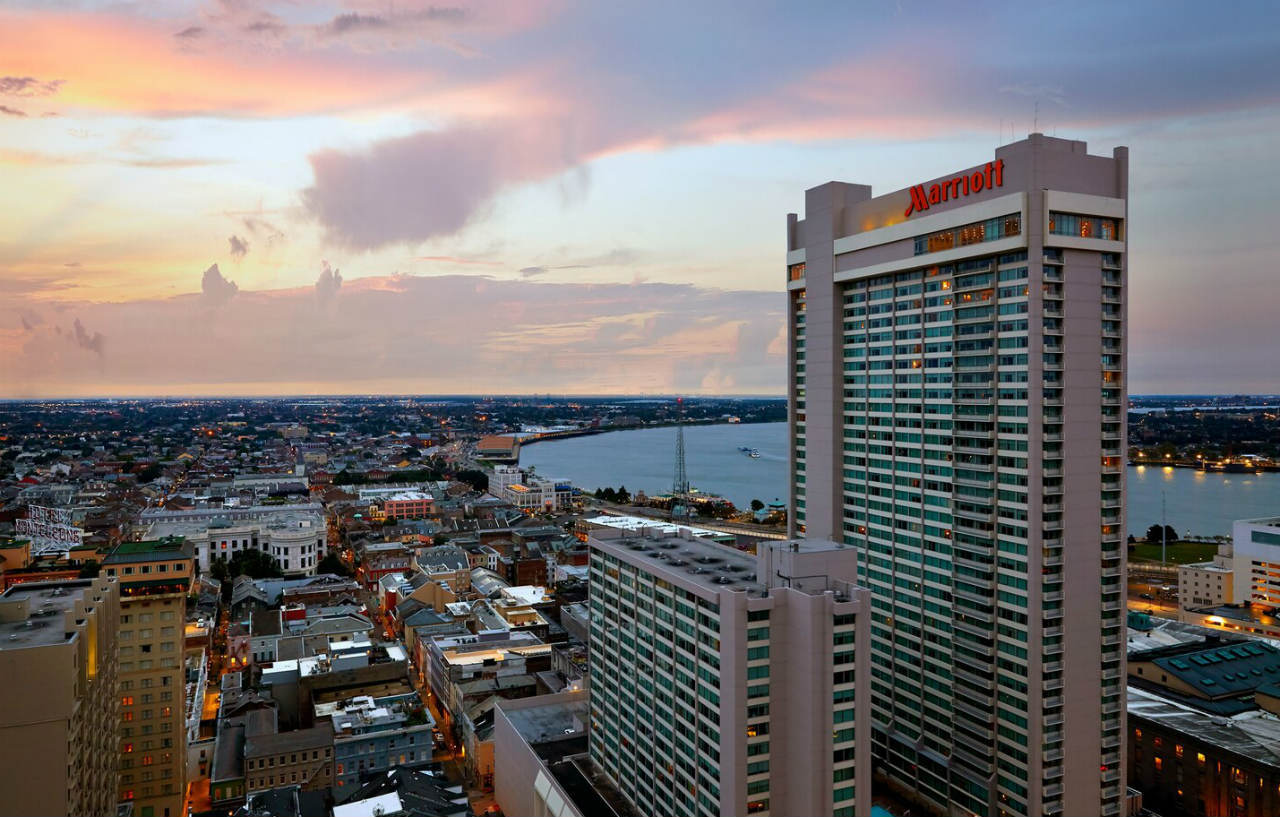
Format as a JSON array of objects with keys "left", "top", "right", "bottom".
[{"left": 904, "top": 159, "right": 1004, "bottom": 218}]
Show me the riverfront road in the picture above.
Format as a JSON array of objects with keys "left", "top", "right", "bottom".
[{"left": 585, "top": 499, "right": 789, "bottom": 540}]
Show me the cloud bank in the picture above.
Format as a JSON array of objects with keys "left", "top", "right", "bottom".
[{"left": 1, "top": 274, "right": 785, "bottom": 397}]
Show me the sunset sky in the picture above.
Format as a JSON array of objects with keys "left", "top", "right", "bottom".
[{"left": 2, "top": 0, "right": 1279, "bottom": 397}]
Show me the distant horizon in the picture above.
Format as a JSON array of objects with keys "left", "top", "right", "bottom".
[{"left": 3, "top": 392, "right": 1280, "bottom": 403}]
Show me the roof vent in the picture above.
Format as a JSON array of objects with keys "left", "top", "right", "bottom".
[
  {"left": 667, "top": 559, "right": 688, "bottom": 567},
  {"left": 713, "top": 576, "right": 735, "bottom": 585}
]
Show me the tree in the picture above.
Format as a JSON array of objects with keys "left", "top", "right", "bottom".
[
  {"left": 616, "top": 485, "right": 630, "bottom": 504},
  {"left": 599, "top": 487, "right": 617, "bottom": 503},
  {"left": 210, "top": 555, "right": 230, "bottom": 584},
  {"left": 455, "top": 469, "right": 489, "bottom": 493},
  {"left": 136, "top": 462, "right": 163, "bottom": 483},
  {"left": 216, "top": 548, "right": 285, "bottom": 581},
  {"left": 1145, "top": 524, "right": 1164, "bottom": 545},
  {"left": 1164, "top": 524, "right": 1178, "bottom": 545},
  {"left": 78, "top": 560, "right": 101, "bottom": 578},
  {"left": 317, "top": 552, "right": 352, "bottom": 577},
  {"left": 750, "top": 499, "right": 765, "bottom": 512},
  {"left": 431, "top": 533, "right": 449, "bottom": 547}
]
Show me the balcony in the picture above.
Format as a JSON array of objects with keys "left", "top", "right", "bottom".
[
  {"left": 951, "top": 744, "right": 996, "bottom": 775},
  {"left": 954, "top": 665, "right": 996, "bottom": 692}
]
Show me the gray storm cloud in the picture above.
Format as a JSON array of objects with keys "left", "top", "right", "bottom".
[
  {"left": 71, "top": 318, "right": 105, "bottom": 357},
  {"left": 315, "top": 262, "right": 343, "bottom": 306},
  {"left": 200, "top": 263, "right": 239, "bottom": 307}
]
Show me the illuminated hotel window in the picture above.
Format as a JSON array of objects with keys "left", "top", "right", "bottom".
[
  {"left": 914, "top": 214, "right": 1020, "bottom": 255},
  {"left": 1048, "top": 211, "right": 1120, "bottom": 240}
]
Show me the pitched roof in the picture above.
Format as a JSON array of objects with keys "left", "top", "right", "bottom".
[{"left": 1152, "top": 640, "right": 1280, "bottom": 698}]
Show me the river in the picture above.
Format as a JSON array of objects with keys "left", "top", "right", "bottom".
[{"left": 520, "top": 422, "right": 1280, "bottom": 537}]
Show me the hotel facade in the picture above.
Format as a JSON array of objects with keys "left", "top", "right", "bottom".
[
  {"left": 786, "top": 134, "right": 1128, "bottom": 816},
  {"left": 587, "top": 526, "right": 872, "bottom": 817}
]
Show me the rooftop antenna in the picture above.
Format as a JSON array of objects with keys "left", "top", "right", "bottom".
[
  {"left": 1033, "top": 100, "right": 1039, "bottom": 134},
  {"left": 671, "top": 398, "right": 690, "bottom": 523}
]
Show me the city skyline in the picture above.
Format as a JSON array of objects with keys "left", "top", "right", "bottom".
[{"left": 3, "top": 0, "right": 1280, "bottom": 397}]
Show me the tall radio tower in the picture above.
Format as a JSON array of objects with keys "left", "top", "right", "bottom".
[{"left": 671, "top": 398, "right": 690, "bottom": 523}]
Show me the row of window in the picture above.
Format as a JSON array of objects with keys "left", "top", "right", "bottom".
[
  {"left": 913, "top": 215, "right": 1021, "bottom": 256},
  {"left": 1048, "top": 211, "right": 1119, "bottom": 240}
]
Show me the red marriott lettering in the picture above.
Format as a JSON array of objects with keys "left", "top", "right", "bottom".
[{"left": 904, "top": 159, "right": 1004, "bottom": 218}]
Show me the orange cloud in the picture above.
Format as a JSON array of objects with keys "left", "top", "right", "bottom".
[{"left": 0, "top": 10, "right": 430, "bottom": 117}]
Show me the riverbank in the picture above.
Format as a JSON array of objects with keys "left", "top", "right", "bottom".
[{"left": 517, "top": 416, "right": 780, "bottom": 449}]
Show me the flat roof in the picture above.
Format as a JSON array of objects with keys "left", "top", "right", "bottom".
[
  {"left": 589, "top": 529, "right": 763, "bottom": 597},
  {"left": 0, "top": 580, "right": 99, "bottom": 650},
  {"left": 500, "top": 696, "right": 587, "bottom": 745},
  {"left": 582, "top": 514, "right": 730, "bottom": 540},
  {"left": 246, "top": 723, "right": 332, "bottom": 757},
  {"left": 1129, "top": 685, "right": 1280, "bottom": 764},
  {"left": 104, "top": 536, "right": 194, "bottom": 564}
]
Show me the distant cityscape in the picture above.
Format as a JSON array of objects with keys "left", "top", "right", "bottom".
[{"left": 4, "top": 135, "right": 1280, "bottom": 817}]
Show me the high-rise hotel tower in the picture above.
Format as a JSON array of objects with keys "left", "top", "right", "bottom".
[{"left": 785, "top": 134, "right": 1127, "bottom": 817}]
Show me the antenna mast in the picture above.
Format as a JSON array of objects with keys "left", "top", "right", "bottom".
[{"left": 671, "top": 398, "right": 690, "bottom": 523}]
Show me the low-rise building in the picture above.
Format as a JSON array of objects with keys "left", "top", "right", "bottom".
[
  {"left": 426, "top": 631, "right": 552, "bottom": 789},
  {"left": 323, "top": 695, "right": 436, "bottom": 793},
  {"left": 1180, "top": 548, "right": 1236, "bottom": 608},
  {"left": 244, "top": 724, "right": 335, "bottom": 795},
  {"left": 332, "top": 767, "right": 469, "bottom": 816},
  {"left": 1129, "top": 686, "right": 1280, "bottom": 817},
  {"left": 384, "top": 491, "right": 435, "bottom": 521}
]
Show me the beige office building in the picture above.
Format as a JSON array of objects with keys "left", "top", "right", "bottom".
[
  {"left": 0, "top": 577, "right": 121, "bottom": 817},
  {"left": 587, "top": 525, "right": 871, "bottom": 817},
  {"left": 104, "top": 537, "right": 196, "bottom": 817},
  {"left": 786, "top": 134, "right": 1128, "bottom": 816}
]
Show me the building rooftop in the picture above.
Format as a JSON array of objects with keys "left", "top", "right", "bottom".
[
  {"left": 500, "top": 693, "right": 588, "bottom": 746},
  {"left": 1183, "top": 560, "right": 1232, "bottom": 573},
  {"left": 0, "top": 580, "right": 101, "bottom": 650},
  {"left": 1239, "top": 518, "right": 1280, "bottom": 528},
  {"left": 245, "top": 723, "right": 333, "bottom": 758},
  {"left": 581, "top": 514, "right": 731, "bottom": 541},
  {"left": 1150, "top": 640, "right": 1280, "bottom": 698},
  {"left": 589, "top": 527, "right": 763, "bottom": 596},
  {"left": 104, "top": 536, "right": 194, "bottom": 564},
  {"left": 1129, "top": 685, "right": 1280, "bottom": 765},
  {"left": 388, "top": 491, "right": 433, "bottom": 502},
  {"left": 322, "top": 695, "right": 432, "bottom": 737}
]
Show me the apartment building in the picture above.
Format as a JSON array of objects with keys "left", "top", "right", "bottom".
[
  {"left": 587, "top": 525, "right": 872, "bottom": 817},
  {"left": 0, "top": 577, "right": 120, "bottom": 817},
  {"left": 383, "top": 491, "right": 436, "bottom": 520},
  {"left": 105, "top": 537, "right": 195, "bottom": 817},
  {"left": 323, "top": 694, "right": 436, "bottom": 793},
  {"left": 244, "top": 723, "right": 335, "bottom": 794},
  {"left": 786, "top": 134, "right": 1128, "bottom": 816}
]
